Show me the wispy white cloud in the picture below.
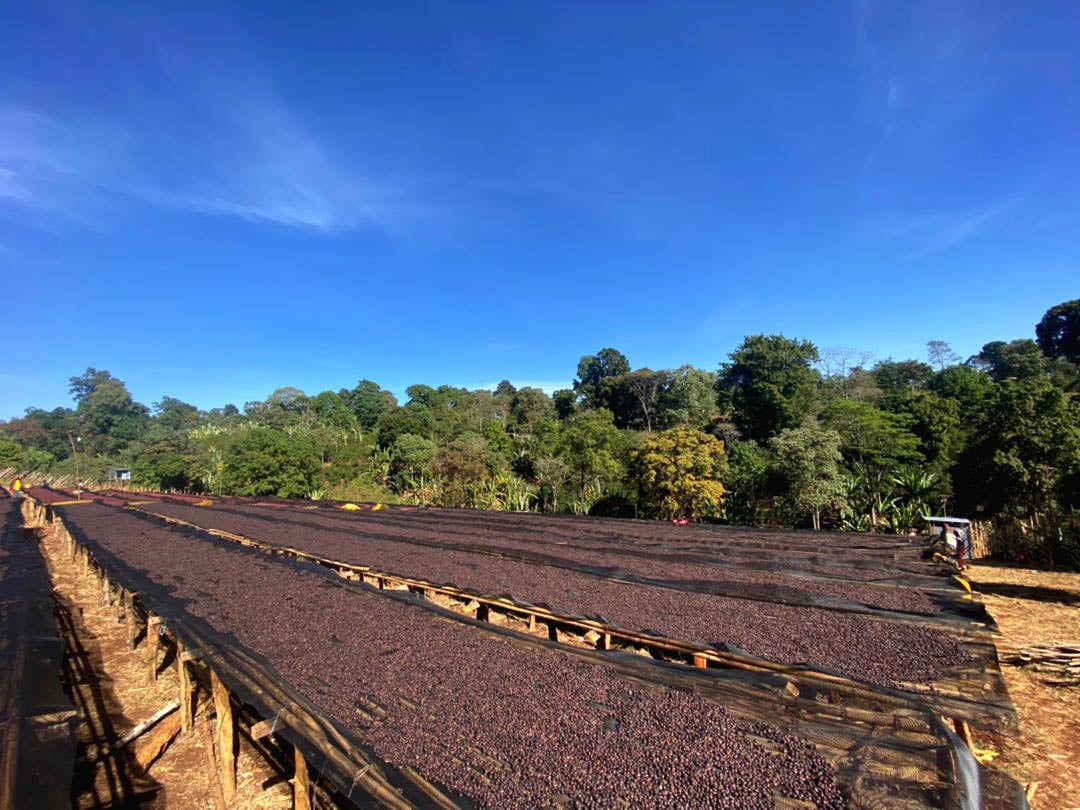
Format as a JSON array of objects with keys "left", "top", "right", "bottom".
[
  {"left": 0, "top": 14, "right": 409, "bottom": 233},
  {"left": 0, "top": 107, "right": 81, "bottom": 207},
  {"left": 119, "top": 77, "right": 403, "bottom": 230},
  {"left": 855, "top": 0, "right": 1001, "bottom": 179},
  {"left": 888, "top": 200, "right": 1020, "bottom": 260}
]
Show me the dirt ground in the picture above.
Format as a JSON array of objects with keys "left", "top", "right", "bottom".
[
  {"left": 38, "top": 516, "right": 293, "bottom": 809},
  {"left": 968, "top": 562, "right": 1080, "bottom": 810}
]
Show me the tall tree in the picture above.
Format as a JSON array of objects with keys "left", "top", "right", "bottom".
[
  {"left": 508, "top": 387, "right": 554, "bottom": 435},
  {"left": 888, "top": 389, "right": 962, "bottom": 472},
  {"left": 376, "top": 402, "right": 433, "bottom": 448},
  {"left": 820, "top": 399, "right": 922, "bottom": 471},
  {"left": 431, "top": 435, "right": 491, "bottom": 507},
  {"left": 574, "top": 348, "right": 630, "bottom": 409},
  {"left": 341, "top": 380, "right": 397, "bottom": 432},
  {"left": 631, "top": 428, "right": 726, "bottom": 520},
  {"left": 956, "top": 377, "right": 1080, "bottom": 516},
  {"left": 722, "top": 441, "right": 770, "bottom": 526},
  {"left": 558, "top": 409, "right": 624, "bottom": 499},
  {"left": 153, "top": 397, "right": 201, "bottom": 434},
  {"left": 817, "top": 347, "right": 875, "bottom": 383},
  {"left": 657, "top": 365, "right": 717, "bottom": 429},
  {"left": 718, "top": 335, "right": 820, "bottom": 443},
  {"left": 930, "top": 364, "right": 995, "bottom": 425},
  {"left": 971, "top": 339, "right": 1047, "bottom": 382},
  {"left": 552, "top": 389, "right": 576, "bottom": 420},
  {"left": 623, "top": 369, "right": 666, "bottom": 432},
  {"left": 1036, "top": 299, "right": 1080, "bottom": 364},
  {"left": 872, "top": 360, "right": 934, "bottom": 399},
  {"left": 927, "top": 340, "right": 961, "bottom": 371},
  {"left": 69, "top": 368, "right": 121, "bottom": 404},
  {"left": 221, "top": 428, "right": 319, "bottom": 498},
  {"left": 770, "top": 427, "right": 846, "bottom": 530},
  {"left": 69, "top": 369, "right": 148, "bottom": 455}
]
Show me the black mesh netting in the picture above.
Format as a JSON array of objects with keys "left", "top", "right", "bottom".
[{"left": 51, "top": 501, "right": 1027, "bottom": 809}]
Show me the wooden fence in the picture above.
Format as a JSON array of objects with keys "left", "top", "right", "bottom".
[{"left": 970, "top": 512, "right": 1080, "bottom": 567}]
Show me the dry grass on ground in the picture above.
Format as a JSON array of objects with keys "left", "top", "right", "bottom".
[
  {"left": 968, "top": 563, "right": 1080, "bottom": 810},
  {"left": 40, "top": 520, "right": 292, "bottom": 810}
]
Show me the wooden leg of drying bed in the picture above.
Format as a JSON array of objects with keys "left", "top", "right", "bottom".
[
  {"left": 114, "top": 588, "right": 125, "bottom": 623},
  {"left": 127, "top": 595, "right": 141, "bottom": 650},
  {"left": 176, "top": 641, "right": 194, "bottom": 734},
  {"left": 199, "top": 718, "right": 228, "bottom": 810},
  {"left": 693, "top": 653, "right": 709, "bottom": 670},
  {"left": 953, "top": 718, "right": 974, "bottom": 750},
  {"left": 294, "top": 745, "right": 311, "bottom": 810},
  {"left": 147, "top": 617, "right": 161, "bottom": 681},
  {"left": 211, "top": 669, "right": 237, "bottom": 802}
]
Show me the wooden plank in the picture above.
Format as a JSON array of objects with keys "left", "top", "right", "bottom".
[
  {"left": 81, "top": 701, "right": 181, "bottom": 765},
  {"left": 251, "top": 718, "right": 273, "bottom": 740},
  {"left": 131, "top": 711, "right": 182, "bottom": 771},
  {"left": 294, "top": 746, "right": 311, "bottom": 810},
  {"left": 211, "top": 669, "right": 237, "bottom": 802}
]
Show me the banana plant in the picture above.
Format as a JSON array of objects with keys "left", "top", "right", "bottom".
[
  {"left": 369, "top": 447, "right": 396, "bottom": 488},
  {"left": 504, "top": 473, "right": 538, "bottom": 512},
  {"left": 892, "top": 467, "right": 939, "bottom": 504}
]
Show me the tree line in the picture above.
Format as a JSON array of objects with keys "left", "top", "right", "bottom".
[{"left": 3, "top": 299, "right": 1078, "bottom": 541}]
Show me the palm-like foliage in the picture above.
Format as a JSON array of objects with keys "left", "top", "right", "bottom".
[{"left": 892, "top": 467, "right": 939, "bottom": 504}]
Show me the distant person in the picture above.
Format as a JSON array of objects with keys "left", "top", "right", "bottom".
[
  {"left": 941, "top": 524, "right": 956, "bottom": 553},
  {"left": 928, "top": 523, "right": 957, "bottom": 559},
  {"left": 12, "top": 477, "right": 23, "bottom": 498},
  {"left": 955, "top": 525, "right": 971, "bottom": 570}
]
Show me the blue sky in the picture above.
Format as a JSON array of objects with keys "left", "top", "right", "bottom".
[{"left": 2, "top": 1, "right": 1078, "bottom": 417}]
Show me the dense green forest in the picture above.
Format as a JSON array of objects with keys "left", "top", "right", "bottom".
[{"left": 4, "top": 299, "right": 1079, "bottom": 538}]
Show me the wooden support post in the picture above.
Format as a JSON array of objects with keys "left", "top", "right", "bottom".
[
  {"left": 147, "top": 617, "right": 162, "bottom": 681},
  {"left": 176, "top": 640, "right": 194, "bottom": 734},
  {"left": 211, "top": 669, "right": 237, "bottom": 802},
  {"left": 527, "top": 614, "right": 537, "bottom": 632},
  {"left": 129, "top": 609, "right": 141, "bottom": 652},
  {"left": 294, "top": 745, "right": 311, "bottom": 810},
  {"left": 127, "top": 595, "right": 140, "bottom": 649},
  {"left": 199, "top": 718, "right": 229, "bottom": 810},
  {"left": 692, "top": 653, "right": 709, "bottom": 670},
  {"left": 599, "top": 632, "right": 611, "bottom": 651},
  {"left": 953, "top": 718, "right": 974, "bottom": 751}
]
